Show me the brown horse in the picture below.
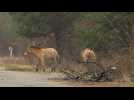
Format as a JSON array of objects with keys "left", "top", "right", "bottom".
[
  {"left": 80, "top": 48, "right": 97, "bottom": 63},
  {"left": 24, "top": 46, "right": 60, "bottom": 72}
]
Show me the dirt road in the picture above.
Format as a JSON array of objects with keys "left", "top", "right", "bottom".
[{"left": 0, "top": 69, "right": 132, "bottom": 87}]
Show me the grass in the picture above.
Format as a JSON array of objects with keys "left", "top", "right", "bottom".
[
  {"left": 0, "top": 64, "right": 34, "bottom": 72},
  {"left": 128, "top": 82, "right": 134, "bottom": 87},
  {"left": 0, "top": 56, "right": 35, "bottom": 72}
]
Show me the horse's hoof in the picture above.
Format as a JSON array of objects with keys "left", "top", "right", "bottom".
[
  {"left": 43, "top": 69, "right": 46, "bottom": 72},
  {"left": 35, "top": 68, "right": 39, "bottom": 72}
]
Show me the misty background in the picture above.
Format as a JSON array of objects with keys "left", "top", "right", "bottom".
[{"left": 0, "top": 12, "right": 134, "bottom": 60}]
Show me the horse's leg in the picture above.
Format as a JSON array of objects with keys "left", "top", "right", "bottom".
[
  {"left": 47, "top": 58, "right": 53, "bottom": 73},
  {"left": 30, "top": 55, "right": 38, "bottom": 72},
  {"left": 52, "top": 67, "right": 55, "bottom": 72},
  {"left": 50, "top": 63, "right": 53, "bottom": 72},
  {"left": 32, "top": 64, "right": 38, "bottom": 72},
  {"left": 42, "top": 63, "right": 46, "bottom": 72},
  {"left": 86, "top": 58, "right": 89, "bottom": 64},
  {"left": 43, "top": 66, "right": 46, "bottom": 72},
  {"left": 36, "top": 59, "right": 42, "bottom": 72},
  {"left": 54, "top": 55, "right": 59, "bottom": 72},
  {"left": 32, "top": 59, "right": 38, "bottom": 72},
  {"left": 51, "top": 57, "right": 56, "bottom": 72},
  {"left": 35, "top": 64, "right": 39, "bottom": 72},
  {"left": 35, "top": 59, "right": 41, "bottom": 72},
  {"left": 41, "top": 57, "right": 46, "bottom": 72}
]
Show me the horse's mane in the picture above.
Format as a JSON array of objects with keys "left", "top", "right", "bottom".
[{"left": 30, "top": 46, "right": 42, "bottom": 49}]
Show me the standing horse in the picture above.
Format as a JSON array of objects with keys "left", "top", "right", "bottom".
[
  {"left": 24, "top": 46, "right": 60, "bottom": 72},
  {"left": 80, "top": 48, "right": 97, "bottom": 63}
]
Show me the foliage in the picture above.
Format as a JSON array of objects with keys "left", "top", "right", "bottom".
[
  {"left": 0, "top": 12, "right": 18, "bottom": 43},
  {"left": 8, "top": 12, "right": 134, "bottom": 53},
  {"left": 73, "top": 12, "right": 134, "bottom": 52}
]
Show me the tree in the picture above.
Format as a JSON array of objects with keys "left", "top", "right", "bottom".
[
  {"left": 10, "top": 12, "right": 80, "bottom": 60},
  {"left": 10, "top": 12, "right": 50, "bottom": 37},
  {"left": 73, "top": 12, "right": 134, "bottom": 52},
  {"left": 0, "top": 12, "right": 18, "bottom": 43},
  {"left": 73, "top": 12, "right": 134, "bottom": 81},
  {"left": 10, "top": 12, "right": 134, "bottom": 60}
]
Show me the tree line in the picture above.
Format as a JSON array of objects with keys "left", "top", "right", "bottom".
[{"left": 1, "top": 12, "right": 134, "bottom": 58}]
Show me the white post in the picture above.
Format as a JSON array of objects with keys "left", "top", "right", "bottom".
[{"left": 9, "top": 46, "right": 13, "bottom": 57}]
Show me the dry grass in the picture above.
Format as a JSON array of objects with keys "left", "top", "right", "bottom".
[
  {"left": 97, "top": 48, "right": 134, "bottom": 82},
  {"left": 0, "top": 64, "right": 34, "bottom": 71},
  {"left": 0, "top": 56, "right": 34, "bottom": 71},
  {"left": 0, "top": 57, "right": 27, "bottom": 65}
]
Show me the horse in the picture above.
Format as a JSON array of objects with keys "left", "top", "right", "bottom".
[
  {"left": 80, "top": 48, "right": 97, "bottom": 64},
  {"left": 24, "top": 46, "right": 60, "bottom": 72}
]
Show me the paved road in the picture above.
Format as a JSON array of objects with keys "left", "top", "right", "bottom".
[
  {"left": 0, "top": 69, "right": 131, "bottom": 87},
  {"left": 0, "top": 70, "right": 71, "bottom": 87}
]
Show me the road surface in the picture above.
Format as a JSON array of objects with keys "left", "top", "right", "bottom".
[{"left": 0, "top": 69, "right": 132, "bottom": 87}]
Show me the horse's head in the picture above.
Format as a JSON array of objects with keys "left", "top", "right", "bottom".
[{"left": 24, "top": 47, "right": 32, "bottom": 56}]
